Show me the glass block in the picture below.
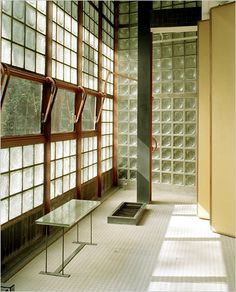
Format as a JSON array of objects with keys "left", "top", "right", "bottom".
[
  {"left": 162, "top": 148, "right": 171, "bottom": 159},
  {"left": 34, "top": 164, "right": 44, "bottom": 185},
  {"left": 152, "top": 160, "right": 160, "bottom": 171},
  {"left": 161, "top": 45, "right": 172, "bottom": 58},
  {"left": 2, "top": 14, "right": 11, "bottom": 39},
  {"left": 173, "top": 82, "right": 184, "bottom": 93},
  {"left": 25, "top": 49, "right": 35, "bottom": 71},
  {"left": 13, "top": 20, "right": 24, "bottom": 45},
  {"left": 70, "top": 172, "right": 76, "bottom": 188},
  {"left": 0, "top": 148, "right": 9, "bottom": 172},
  {"left": 0, "top": 174, "right": 9, "bottom": 199},
  {"left": 119, "top": 2, "right": 129, "bottom": 13},
  {"left": 153, "top": 71, "right": 161, "bottom": 82},
  {"left": 185, "top": 124, "right": 196, "bottom": 135},
  {"left": 185, "top": 111, "right": 196, "bottom": 122},
  {"left": 161, "top": 136, "right": 171, "bottom": 147},
  {"left": 153, "top": 124, "right": 160, "bottom": 135},
  {"left": 173, "top": 57, "right": 184, "bottom": 69},
  {"left": 129, "top": 38, "right": 137, "bottom": 49},
  {"left": 185, "top": 68, "right": 196, "bottom": 80},
  {"left": 119, "top": 39, "right": 129, "bottom": 50},
  {"left": 36, "top": 54, "right": 45, "bottom": 74},
  {"left": 56, "top": 141, "right": 63, "bottom": 159},
  {"left": 23, "top": 190, "right": 33, "bottom": 213},
  {"left": 153, "top": 83, "right": 161, "bottom": 94},
  {"left": 161, "top": 111, "right": 171, "bottom": 122},
  {"left": 130, "top": 112, "right": 136, "bottom": 122},
  {"left": 34, "top": 185, "right": 43, "bottom": 207},
  {"left": 153, "top": 59, "right": 161, "bottom": 71},
  {"left": 161, "top": 98, "right": 171, "bottom": 109},
  {"left": 55, "top": 159, "right": 63, "bottom": 178},
  {"left": 173, "top": 149, "right": 183, "bottom": 160},
  {"left": 129, "top": 135, "right": 137, "bottom": 146},
  {"left": 51, "top": 161, "right": 55, "bottom": 180},
  {"left": 118, "top": 100, "right": 129, "bottom": 110},
  {"left": 51, "top": 143, "right": 55, "bottom": 160},
  {"left": 173, "top": 43, "right": 184, "bottom": 56},
  {"left": 26, "top": 4, "right": 36, "bottom": 28},
  {"left": 173, "top": 69, "right": 184, "bottom": 81},
  {"left": 119, "top": 27, "right": 129, "bottom": 39},
  {"left": 185, "top": 175, "right": 195, "bottom": 186},
  {"left": 129, "top": 123, "right": 137, "bottom": 134},
  {"left": 129, "top": 146, "right": 137, "bottom": 158},
  {"left": 185, "top": 56, "right": 196, "bottom": 68},
  {"left": 174, "top": 136, "right": 183, "bottom": 147},
  {"left": 118, "top": 157, "right": 128, "bottom": 168},
  {"left": 118, "top": 134, "right": 128, "bottom": 145},
  {"left": 1, "top": 199, "right": 8, "bottom": 224},
  {"left": 161, "top": 161, "right": 171, "bottom": 172},
  {"left": 63, "top": 175, "right": 70, "bottom": 193},
  {"left": 161, "top": 58, "right": 172, "bottom": 69},
  {"left": 119, "top": 146, "right": 128, "bottom": 157},
  {"left": 118, "top": 169, "right": 127, "bottom": 180},
  {"left": 70, "top": 156, "right": 76, "bottom": 172},
  {"left": 2, "top": 39, "right": 11, "bottom": 64},
  {"left": 161, "top": 173, "right": 171, "bottom": 184},
  {"left": 174, "top": 111, "right": 184, "bottom": 122},
  {"left": 185, "top": 98, "right": 196, "bottom": 109},
  {"left": 71, "top": 140, "right": 76, "bottom": 155},
  {"left": 152, "top": 148, "right": 160, "bottom": 159},
  {"left": 152, "top": 99, "right": 160, "bottom": 111},
  {"left": 35, "top": 144, "right": 44, "bottom": 164},
  {"left": 153, "top": 47, "right": 161, "bottom": 59},
  {"left": 185, "top": 137, "right": 196, "bottom": 148},
  {"left": 10, "top": 147, "right": 22, "bottom": 170},
  {"left": 173, "top": 174, "right": 183, "bottom": 185},
  {"left": 10, "top": 194, "right": 21, "bottom": 219},
  {"left": 23, "top": 167, "right": 33, "bottom": 190},
  {"left": 13, "top": 1, "right": 25, "bottom": 21},
  {"left": 173, "top": 98, "right": 184, "bottom": 109},
  {"left": 2, "top": 0, "right": 12, "bottom": 15},
  {"left": 55, "top": 178, "right": 62, "bottom": 196},
  {"left": 185, "top": 149, "right": 196, "bottom": 161},
  {"left": 152, "top": 172, "right": 160, "bottom": 183},
  {"left": 185, "top": 162, "right": 195, "bottom": 174},
  {"left": 130, "top": 85, "right": 137, "bottom": 96},
  {"left": 174, "top": 124, "right": 184, "bottom": 135},
  {"left": 173, "top": 161, "right": 184, "bottom": 173},
  {"left": 185, "top": 81, "right": 197, "bottom": 93},
  {"left": 130, "top": 170, "right": 136, "bottom": 180},
  {"left": 162, "top": 124, "right": 171, "bottom": 135},
  {"left": 118, "top": 111, "right": 129, "bottom": 122},
  {"left": 185, "top": 42, "right": 196, "bottom": 55}
]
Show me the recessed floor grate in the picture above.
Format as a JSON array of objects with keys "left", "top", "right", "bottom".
[{"left": 107, "top": 202, "right": 146, "bottom": 225}]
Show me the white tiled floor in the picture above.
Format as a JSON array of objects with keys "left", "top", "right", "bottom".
[{"left": 6, "top": 187, "right": 235, "bottom": 292}]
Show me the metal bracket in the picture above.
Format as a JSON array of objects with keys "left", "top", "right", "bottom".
[{"left": 1, "top": 63, "right": 11, "bottom": 107}]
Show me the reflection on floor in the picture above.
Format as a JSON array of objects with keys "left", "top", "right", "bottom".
[{"left": 7, "top": 187, "right": 235, "bottom": 291}]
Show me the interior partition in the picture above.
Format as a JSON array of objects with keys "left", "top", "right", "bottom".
[{"left": 210, "top": 3, "right": 235, "bottom": 237}]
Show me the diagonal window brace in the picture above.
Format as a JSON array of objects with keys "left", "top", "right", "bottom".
[
  {"left": 1, "top": 63, "right": 11, "bottom": 108},
  {"left": 42, "top": 77, "right": 58, "bottom": 123},
  {"left": 74, "top": 85, "right": 88, "bottom": 123}
]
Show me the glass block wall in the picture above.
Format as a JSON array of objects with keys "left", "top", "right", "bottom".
[
  {"left": 152, "top": 32, "right": 197, "bottom": 187},
  {"left": 117, "top": 1, "right": 138, "bottom": 183},
  {"left": 0, "top": 144, "right": 44, "bottom": 224}
]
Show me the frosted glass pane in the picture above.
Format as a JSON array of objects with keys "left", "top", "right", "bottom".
[
  {"left": 70, "top": 140, "right": 76, "bottom": 155},
  {"left": 23, "top": 190, "right": 33, "bottom": 213},
  {"left": 0, "top": 174, "right": 9, "bottom": 199},
  {"left": 37, "top": 13, "right": 46, "bottom": 34},
  {"left": 2, "top": 39, "right": 11, "bottom": 64},
  {"left": 13, "top": 1, "right": 25, "bottom": 21},
  {"left": 63, "top": 175, "right": 70, "bottom": 193},
  {"left": 55, "top": 178, "right": 62, "bottom": 196},
  {"left": 26, "top": 4, "right": 36, "bottom": 28},
  {"left": 38, "top": 1, "right": 46, "bottom": 14},
  {"left": 34, "top": 165, "right": 44, "bottom": 185},
  {"left": 51, "top": 142, "right": 55, "bottom": 160},
  {"left": 56, "top": 141, "right": 63, "bottom": 159},
  {"left": 13, "top": 20, "right": 24, "bottom": 45},
  {"left": 70, "top": 172, "right": 76, "bottom": 189},
  {"left": 2, "top": 0, "right": 12, "bottom": 15},
  {"left": 12, "top": 44, "right": 24, "bottom": 68},
  {"left": 63, "top": 158, "right": 70, "bottom": 175},
  {"left": 1, "top": 199, "right": 9, "bottom": 224},
  {"left": 25, "top": 49, "right": 36, "bottom": 72},
  {"left": 10, "top": 194, "right": 22, "bottom": 219},
  {"left": 50, "top": 181, "right": 55, "bottom": 199},
  {"left": 70, "top": 156, "right": 76, "bottom": 172},
  {"left": 51, "top": 161, "right": 55, "bottom": 180},
  {"left": 10, "top": 147, "right": 22, "bottom": 170},
  {"left": 23, "top": 145, "right": 33, "bottom": 167},
  {"left": 35, "top": 144, "right": 44, "bottom": 164},
  {"left": 36, "top": 54, "right": 45, "bottom": 74},
  {"left": 34, "top": 185, "right": 43, "bottom": 207},
  {"left": 37, "top": 33, "right": 45, "bottom": 54},
  {"left": 56, "top": 159, "right": 63, "bottom": 177},
  {"left": 23, "top": 167, "right": 33, "bottom": 190},
  {"left": 2, "top": 14, "right": 11, "bottom": 39},
  {"left": 0, "top": 148, "right": 9, "bottom": 172}
]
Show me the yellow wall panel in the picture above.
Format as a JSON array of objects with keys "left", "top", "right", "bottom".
[
  {"left": 197, "top": 20, "right": 210, "bottom": 220},
  {"left": 211, "top": 3, "right": 235, "bottom": 237}
]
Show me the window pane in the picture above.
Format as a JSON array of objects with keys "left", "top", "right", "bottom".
[
  {"left": 1, "top": 199, "right": 9, "bottom": 224},
  {"left": 9, "top": 194, "right": 22, "bottom": 220},
  {"left": 51, "top": 89, "right": 75, "bottom": 133},
  {"left": 0, "top": 148, "right": 9, "bottom": 172},
  {"left": 1, "top": 77, "right": 43, "bottom": 136},
  {"left": 82, "top": 95, "right": 96, "bottom": 131}
]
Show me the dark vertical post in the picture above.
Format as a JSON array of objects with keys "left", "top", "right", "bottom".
[
  {"left": 43, "top": 1, "right": 53, "bottom": 213},
  {"left": 113, "top": 2, "right": 119, "bottom": 186},
  {"left": 137, "top": 2, "right": 152, "bottom": 203},
  {"left": 76, "top": 1, "right": 83, "bottom": 199}
]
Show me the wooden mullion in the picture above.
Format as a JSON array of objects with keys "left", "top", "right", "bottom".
[
  {"left": 1, "top": 135, "right": 45, "bottom": 148},
  {"left": 112, "top": 1, "right": 119, "bottom": 186}
]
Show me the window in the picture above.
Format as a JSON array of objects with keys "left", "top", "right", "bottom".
[
  {"left": 52, "top": 1, "right": 78, "bottom": 84},
  {"left": 50, "top": 139, "right": 76, "bottom": 199},
  {"left": 1, "top": 0, "right": 46, "bottom": 74},
  {"left": 1, "top": 76, "right": 43, "bottom": 137},
  {"left": 0, "top": 144, "right": 44, "bottom": 224},
  {"left": 81, "top": 137, "right": 97, "bottom": 183},
  {"left": 51, "top": 89, "right": 75, "bottom": 133},
  {"left": 82, "top": 94, "right": 97, "bottom": 131}
]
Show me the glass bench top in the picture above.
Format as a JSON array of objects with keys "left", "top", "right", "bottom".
[{"left": 35, "top": 199, "right": 101, "bottom": 227}]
